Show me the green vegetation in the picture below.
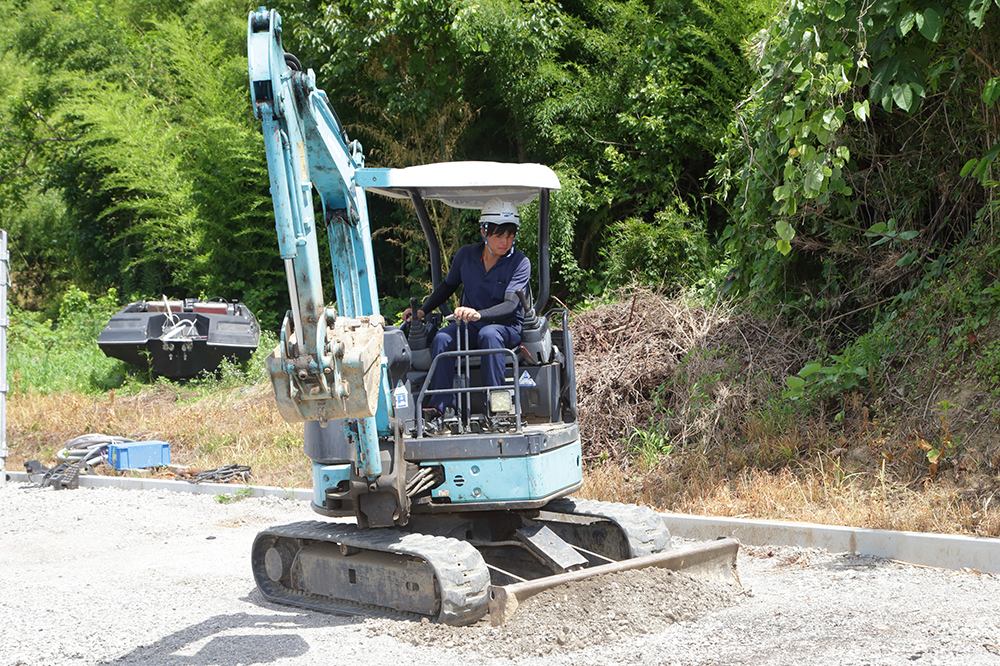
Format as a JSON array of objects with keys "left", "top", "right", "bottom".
[
  {"left": 9, "top": 286, "right": 128, "bottom": 394},
  {"left": 604, "top": 201, "right": 709, "bottom": 290},
  {"left": 716, "top": 0, "right": 999, "bottom": 331},
  {"left": 215, "top": 487, "right": 255, "bottom": 504},
  {"left": 3, "top": 0, "right": 282, "bottom": 323},
  {"left": 1, "top": 0, "right": 770, "bottom": 318}
]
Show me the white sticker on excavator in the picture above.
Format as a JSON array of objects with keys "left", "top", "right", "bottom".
[
  {"left": 393, "top": 383, "right": 409, "bottom": 409},
  {"left": 518, "top": 370, "right": 536, "bottom": 386}
]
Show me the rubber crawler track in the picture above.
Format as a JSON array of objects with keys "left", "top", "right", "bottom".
[
  {"left": 252, "top": 521, "right": 491, "bottom": 625},
  {"left": 542, "top": 497, "right": 672, "bottom": 557}
]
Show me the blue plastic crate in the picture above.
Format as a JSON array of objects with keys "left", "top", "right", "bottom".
[{"left": 108, "top": 441, "right": 171, "bottom": 470}]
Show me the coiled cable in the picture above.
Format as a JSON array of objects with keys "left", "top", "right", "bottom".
[{"left": 56, "top": 434, "right": 133, "bottom": 465}]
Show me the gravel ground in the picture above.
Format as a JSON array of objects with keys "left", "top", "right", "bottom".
[{"left": 2, "top": 482, "right": 999, "bottom": 666}]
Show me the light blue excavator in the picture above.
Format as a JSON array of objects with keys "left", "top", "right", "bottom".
[{"left": 246, "top": 7, "right": 738, "bottom": 625}]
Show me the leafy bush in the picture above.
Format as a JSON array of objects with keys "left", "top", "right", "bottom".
[
  {"left": 3, "top": 0, "right": 285, "bottom": 327},
  {"left": 603, "top": 200, "right": 709, "bottom": 291},
  {"left": 9, "top": 286, "right": 128, "bottom": 394},
  {"left": 276, "top": 0, "right": 769, "bottom": 302},
  {"left": 715, "top": 0, "right": 1000, "bottom": 331}
]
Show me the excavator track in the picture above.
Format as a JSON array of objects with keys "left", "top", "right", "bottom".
[
  {"left": 251, "top": 505, "right": 737, "bottom": 626},
  {"left": 538, "top": 497, "right": 672, "bottom": 558},
  {"left": 251, "top": 521, "right": 491, "bottom": 625}
]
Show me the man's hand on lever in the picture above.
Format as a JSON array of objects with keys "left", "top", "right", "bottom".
[{"left": 453, "top": 306, "right": 481, "bottom": 322}]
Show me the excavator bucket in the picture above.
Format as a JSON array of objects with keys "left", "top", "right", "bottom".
[{"left": 486, "top": 537, "right": 741, "bottom": 625}]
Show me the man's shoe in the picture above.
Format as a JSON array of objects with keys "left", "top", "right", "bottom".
[{"left": 421, "top": 408, "right": 446, "bottom": 435}]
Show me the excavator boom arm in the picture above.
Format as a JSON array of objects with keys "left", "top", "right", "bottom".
[{"left": 248, "top": 8, "right": 390, "bottom": 477}]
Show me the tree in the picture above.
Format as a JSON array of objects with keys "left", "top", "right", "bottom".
[
  {"left": 716, "top": 0, "right": 1000, "bottom": 326},
  {"left": 3, "top": 0, "right": 287, "bottom": 324},
  {"left": 277, "top": 0, "right": 768, "bottom": 300}
]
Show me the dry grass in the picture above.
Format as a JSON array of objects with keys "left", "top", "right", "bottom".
[
  {"left": 572, "top": 287, "right": 1000, "bottom": 537},
  {"left": 7, "top": 383, "right": 310, "bottom": 488},
  {"left": 581, "top": 460, "right": 1000, "bottom": 537}
]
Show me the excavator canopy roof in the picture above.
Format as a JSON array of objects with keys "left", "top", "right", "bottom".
[{"left": 357, "top": 162, "right": 561, "bottom": 209}]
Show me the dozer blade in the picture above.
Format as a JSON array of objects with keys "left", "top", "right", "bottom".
[{"left": 486, "top": 537, "right": 740, "bottom": 625}]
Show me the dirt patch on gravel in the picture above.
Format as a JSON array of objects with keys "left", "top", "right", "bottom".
[{"left": 364, "top": 567, "right": 744, "bottom": 659}]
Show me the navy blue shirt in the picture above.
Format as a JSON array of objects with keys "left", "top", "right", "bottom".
[{"left": 430, "top": 241, "right": 530, "bottom": 328}]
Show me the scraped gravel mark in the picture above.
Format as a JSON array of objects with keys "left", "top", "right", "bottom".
[{"left": 363, "top": 566, "right": 744, "bottom": 659}]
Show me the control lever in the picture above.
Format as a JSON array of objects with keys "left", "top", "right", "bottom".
[
  {"left": 407, "top": 298, "right": 427, "bottom": 339},
  {"left": 515, "top": 289, "right": 538, "bottom": 327},
  {"left": 406, "top": 297, "right": 433, "bottom": 373}
]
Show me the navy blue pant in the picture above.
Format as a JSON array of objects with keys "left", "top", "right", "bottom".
[{"left": 427, "top": 321, "right": 521, "bottom": 414}]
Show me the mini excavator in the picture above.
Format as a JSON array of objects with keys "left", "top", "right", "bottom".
[{"left": 246, "top": 7, "right": 738, "bottom": 625}]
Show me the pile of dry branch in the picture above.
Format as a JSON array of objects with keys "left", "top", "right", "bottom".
[{"left": 571, "top": 288, "right": 813, "bottom": 463}]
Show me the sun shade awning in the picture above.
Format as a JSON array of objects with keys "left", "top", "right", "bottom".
[{"left": 355, "top": 162, "right": 561, "bottom": 209}]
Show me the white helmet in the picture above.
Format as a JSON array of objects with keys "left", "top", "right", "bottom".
[{"left": 479, "top": 198, "right": 520, "bottom": 227}]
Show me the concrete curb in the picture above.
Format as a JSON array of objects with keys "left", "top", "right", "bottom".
[
  {"left": 4, "top": 471, "right": 313, "bottom": 502},
  {"left": 6, "top": 470, "right": 999, "bottom": 573},
  {"left": 660, "top": 513, "right": 1000, "bottom": 574}
]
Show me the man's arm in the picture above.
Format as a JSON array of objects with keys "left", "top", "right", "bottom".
[
  {"left": 473, "top": 292, "right": 520, "bottom": 321},
  {"left": 412, "top": 244, "right": 472, "bottom": 318},
  {"left": 419, "top": 279, "right": 458, "bottom": 317},
  {"left": 506, "top": 255, "right": 531, "bottom": 297}
]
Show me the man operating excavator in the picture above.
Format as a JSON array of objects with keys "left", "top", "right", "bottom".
[{"left": 403, "top": 198, "right": 529, "bottom": 430}]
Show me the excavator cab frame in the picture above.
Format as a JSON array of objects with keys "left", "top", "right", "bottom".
[
  {"left": 359, "top": 161, "right": 558, "bottom": 315},
  {"left": 355, "top": 163, "right": 578, "bottom": 438}
]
